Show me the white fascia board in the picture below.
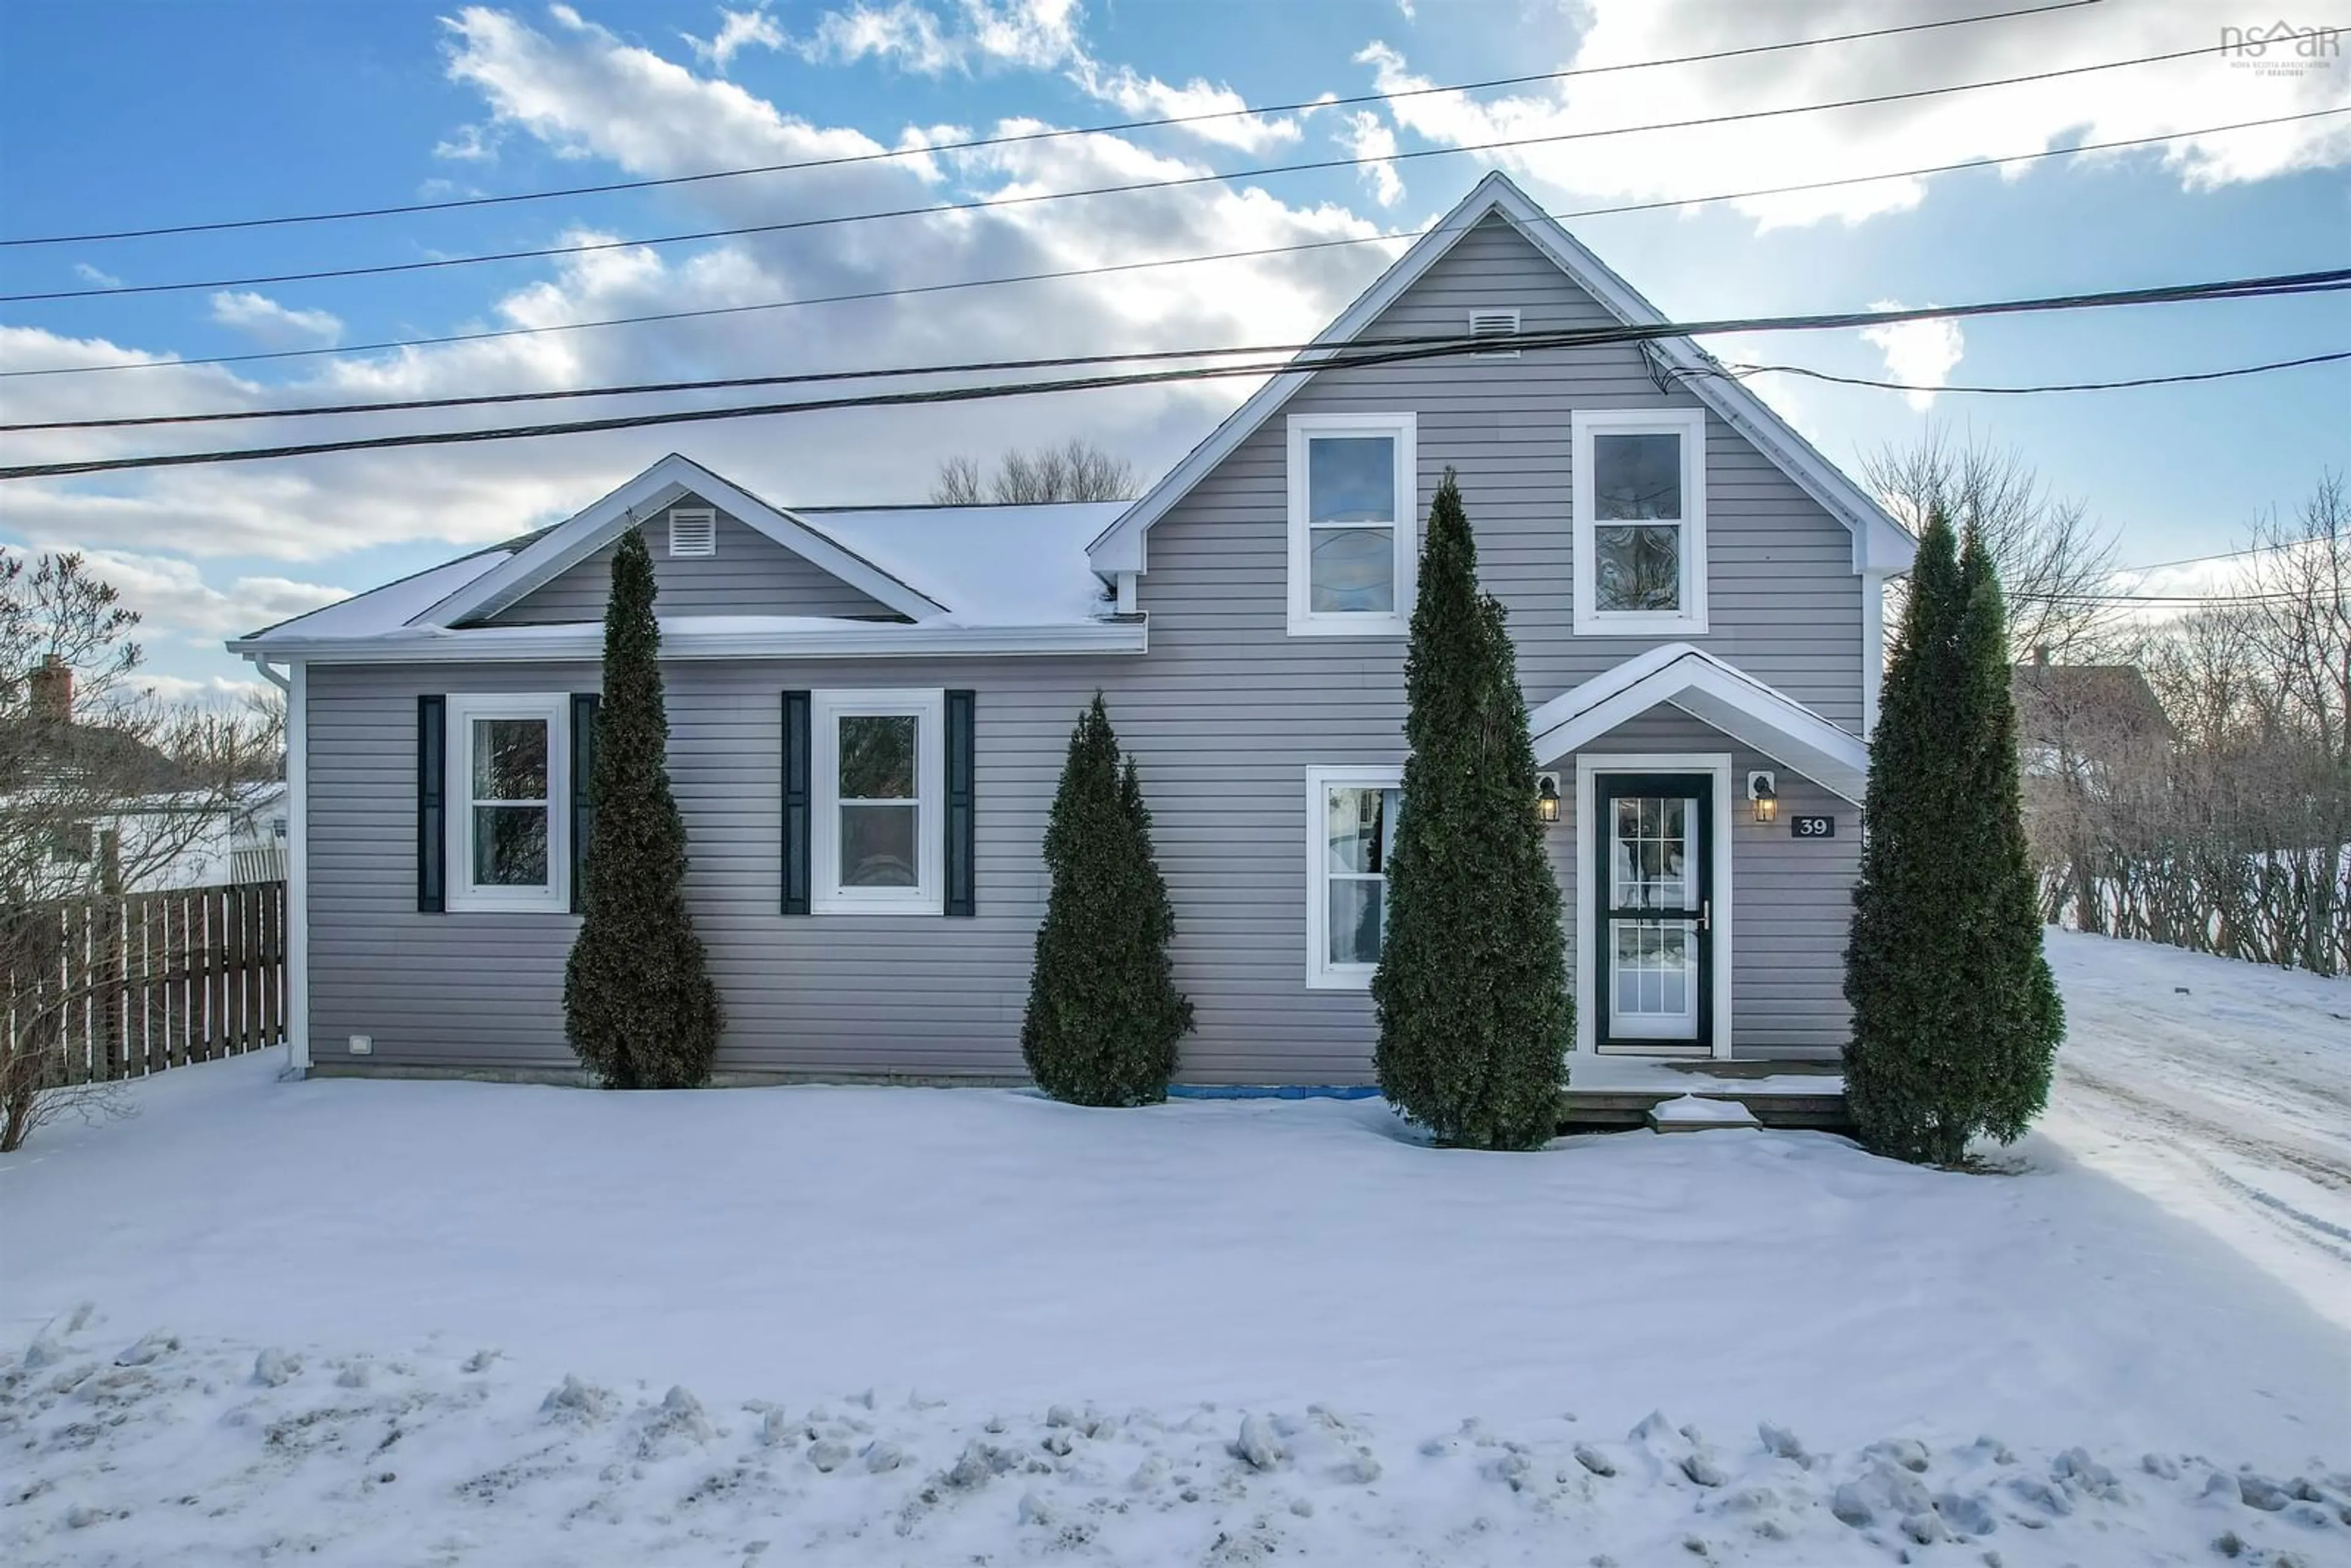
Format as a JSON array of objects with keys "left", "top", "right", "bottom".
[
  {"left": 426, "top": 452, "right": 948, "bottom": 627},
  {"left": 1530, "top": 643, "right": 1869, "bottom": 803},
  {"left": 225, "top": 617, "right": 1149, "bottom": 664},
  {"left": 1089, "top": 169, "right": 1915, "bottom": 581}
]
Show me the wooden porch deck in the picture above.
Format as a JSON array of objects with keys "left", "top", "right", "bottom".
[{"left": 1558, "top": 1057, "right": 1851, "bottom": 1132}]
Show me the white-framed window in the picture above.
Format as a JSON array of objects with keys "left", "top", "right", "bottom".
[
  {"left": 812, "top": 688, "right": 945, "bottom": 914},
  {"left": 1305, "top": 766, "right": 1404, "bottom": 989},
  {"left": 1572, "top": 407, "right": 1709, "bottom": 636},
  {"left": 668, "top": 506, "right": 717, "bottom": 557},
  {"left": 447, "top": 692, "right": 569, "bottom": 913},
  {"left": 1286, "top": 413, "right": 1417, "bottom": 637}
]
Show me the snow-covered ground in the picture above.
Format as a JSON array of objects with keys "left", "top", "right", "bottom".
[
  {"left": 2040, "top": 930, "right": 2351, "bottom": 1333},
  {"left": 3, "top": 939, "right": 2347, "bottom": 1566}
]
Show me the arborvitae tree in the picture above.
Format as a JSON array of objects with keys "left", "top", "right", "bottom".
[
  {"left": 564, "top": 527, "right": 723, "bottom": 1088},
  {"left": 1955, "top": 527, "right": 2065, "bottom": 1139},
  {"left": 1373, "top": 471, "right": 1572, "bottom": 1149},
  {"left": 1021, "top": 693, "right": 1193, "bottom": 1105},
  {"left": 1844, "top": 514, "right": 2062, "bottom": 1163}
]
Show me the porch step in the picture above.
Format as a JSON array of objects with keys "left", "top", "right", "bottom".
[{"left": 1646, "top": 1093, "right": 1760, "bottom": 1133}]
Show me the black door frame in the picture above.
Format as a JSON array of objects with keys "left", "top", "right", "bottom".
[{"left": 1592, "top": 771, "right": 1715, "bottom": 1053}]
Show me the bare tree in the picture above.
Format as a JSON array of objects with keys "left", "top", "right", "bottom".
[
  {"left": 0, "top": 553, "right": 281, "bottom": 1150},
  {"left": 931, "top": 438, "right": 1138, "bottom": 505},
  {"left": 1864, "top": 427, "right": 2119, "bottom": 661},
  {"left": 2039, "top": 475, "right": 2350, "bottom": 975}
]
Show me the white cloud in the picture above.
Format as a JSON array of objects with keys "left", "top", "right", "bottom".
[
  {"left": 682, "top": 5, "right": 786, "bottom": 73},
  {"left": 208, "top": 292, "right": 345, "bottom": 350},
  {"left": 1859, "top": 302, "right": 1965, "bottom": 413},
  {"left": 1358, "top": 1, "right": 2351, "bottom": 231},
  {"left": 1339, "top": 110, "right": 1403, "bottom": 207},
  {"left": 73, "top": 261, "right": 124, "bottom": 288},
  {"left": 1395, "top": 0, "right": 1415, "bottom": 17},
  {"left": 798, "top": 1, "right": 1299, "bottom": 150},
  {"left": 0, "top": 4, "right": 1393, "bottom": 599},
  {"left": 0, "top": 544, "right": 347, "bottom": 640},
  {"left": 432, "top": 121, "right": 501, "bottom": 161}
]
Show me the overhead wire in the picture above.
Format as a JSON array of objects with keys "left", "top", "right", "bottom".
[
  {"left": 5, "top": 107, "right": 2339, "bottom": 383},
  {"left": 0, "top": 1, "right": 2104, "bottom": 248},
  {"left": 8, "top": 268, "right": 2345, "bottom": 478},
  {"left": 4, "top": 38, "right": 2240, "bottom": 306}
]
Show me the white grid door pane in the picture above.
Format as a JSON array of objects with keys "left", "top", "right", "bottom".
[
  {"left": 1609, "top": 919, "right": 1699, "bottom": 1038},
  {"left": 1610, "top": 795, "right": 1694, "bottom": 910}
]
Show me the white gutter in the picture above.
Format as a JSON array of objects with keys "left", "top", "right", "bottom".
[{"left": 227, "top": 618, "right": 1147, "bottom": 665}]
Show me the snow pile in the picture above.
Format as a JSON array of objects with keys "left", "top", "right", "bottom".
[{"left": 6, "top": 1316, "right": 2346, "bottom": 1567}]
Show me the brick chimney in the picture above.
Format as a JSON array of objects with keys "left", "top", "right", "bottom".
[{"left": 28, "top": 655, "right": 72, "bottom": 724}]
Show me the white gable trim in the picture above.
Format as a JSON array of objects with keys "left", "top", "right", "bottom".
[
  {"left": 1088, "top": 170, "right": 1914, "bottom": 580},
  {"left": 1529, "top": 643, "right": 1870, "bottom": 805},
  {"left": 424, "top": 452, "right": 947, "bottom": 627}
]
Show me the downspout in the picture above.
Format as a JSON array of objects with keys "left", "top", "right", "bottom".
[
  {"left": 1859, "top": 571, "right": 1888, "bottom": 738},
  {"left": 247, "top": 655, "right": 309, "bottom": 1078}
]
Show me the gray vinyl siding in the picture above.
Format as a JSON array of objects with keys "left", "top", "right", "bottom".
[
  {"left": 486, "top": 500, "right": 898, "bottom": 625},
  {"left": 302, "top": 213, "right": 1868, "bottom": 1083},
  {"left": 1553, "top": 705, "right": 1858, "bottom": 1060}
]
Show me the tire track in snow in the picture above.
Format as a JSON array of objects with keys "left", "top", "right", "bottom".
[{"left": 2056, "top": 1060, "right": 2351, "bottom": 1267}]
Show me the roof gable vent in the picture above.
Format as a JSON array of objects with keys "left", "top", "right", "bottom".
[
  {"left": 668, "top": 508, "right": 717, "bottom": 558},
  {"left": 1469, "top": 309, "right": 1521, "bottom": 358}
]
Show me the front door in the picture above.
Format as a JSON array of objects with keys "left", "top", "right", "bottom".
[{"left": 1595, "top": 773, "right": 1713, "bottom": 1052}]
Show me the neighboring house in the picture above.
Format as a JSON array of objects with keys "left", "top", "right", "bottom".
[
  {"left": 228, "top": 171, "right": 1914, "bottom": 1085},
  {"left": 2012, "top": 655, "right": 2175, "bottom": 928},
  {"left": 7, "top": 655, "right": 279, "bottom": 894}
]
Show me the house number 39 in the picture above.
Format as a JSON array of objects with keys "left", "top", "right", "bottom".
[{"left": 1790, "top": 815, "right": 1835, "bottom": 838}]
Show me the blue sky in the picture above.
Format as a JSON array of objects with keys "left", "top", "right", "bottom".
[{"left": 2, "top": 0, "right": 2347, "bottom": 693}]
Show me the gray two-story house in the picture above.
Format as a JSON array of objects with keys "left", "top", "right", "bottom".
[{"left": 230, "top": 171, "right": 1914, "bottom": 1087}]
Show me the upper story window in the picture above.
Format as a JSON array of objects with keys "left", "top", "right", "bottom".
[
  {"left": 1286, "top": 413, "right": 1417, "bottom": 637},
  {"left": 812, "top": 688, "right": 945, "bottom": 914},
  {"left": 1572, "top": 407, "right": 1709, "bottom": 637},
  {"left": 1305, "top": 766, "right": 1403, "bottom": 989},
  {"left": 447, "top": 692, "right": 569, "bottom": 913}
]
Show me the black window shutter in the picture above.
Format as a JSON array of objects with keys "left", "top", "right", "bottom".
[
  {"left": 781, "top": 690, "right": 811, "bottom": 915},
  {"left": 416, "top": 695, "right": 445, "bottom": 913},
  {"left": 569, "top": 693, "right": 601, "bottom": 915},
  {"left": 945, "top": 689, "right": 976, "bottom": 917}
]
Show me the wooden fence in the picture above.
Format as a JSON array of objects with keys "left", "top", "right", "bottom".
[{"left": 6, "top": 880, "right": 287, "bottom": 1084}]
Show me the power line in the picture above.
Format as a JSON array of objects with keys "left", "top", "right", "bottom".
[
  {"left": 2110, "top": 541, "right": 2307, "bottom": 574},
  {"left": 1712, "top": 349, "right": 2351, "bottom": 397},
  {"left": 7, "top": 107, "right": 2336, "bottom": 383},
  {"left": 9, "top": 268, "right": 2344, "bottom": 479},
  {"left": 4, "top": 39, "right": 2227, "bottom": 307},
  {"left": 10, "top": 280, "right": 2346, "bottom": 435},
  {"left": 0, "top": 2, "right": 2101, "bottom": 249}
]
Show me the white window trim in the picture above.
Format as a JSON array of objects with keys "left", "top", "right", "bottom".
[
  {"left": 1305, "top": 765, "right": 1404, "bottom": 990},
  {"left": 1286, "top": 413, "right": 1417, "bottom": 637},
  {"left": 1572, "top": 407, "right": 1710, "bottom": 637},
  {"left": 811, "top": 688, "right": 945, "bottom": 915},
  {"left": 1571, "top": 753, "right": 1734, "bottom": 1060},
  {"left": 446, "top": 691, "right": 569, "bottom": 915}
]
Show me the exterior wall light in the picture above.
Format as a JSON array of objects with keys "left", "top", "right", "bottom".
[
  {"left": 1747, "top": 770, "right": 1778, "bottom": 825},
  {"left": 1536, "top": 771, "right": 1561, "bottom": 825}
]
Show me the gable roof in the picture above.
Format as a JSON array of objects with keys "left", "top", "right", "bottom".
[
  {"left": 1087, "top": 170, "right": 1916, "bottom": 580},
  {"left": 424, "top": 453, "right": 948, "bottom": 628},
  {"left": 227, "top": 471, "right": 1137, "bottom": 662},
  {"left": 1529, "top": 643, "right": 1872, "bottom": 803}
]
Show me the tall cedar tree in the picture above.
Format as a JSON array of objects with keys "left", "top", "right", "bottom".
[
  {"left": 563, "top": 527, "right": 723, "bottom": 1088},
  {"left": 1373, "top": 471, "right": 1572, "bottom": 1149},
  {"left": 1021, "top": 694, "right": 1193, "bottom": 1104},
  {"left": 1843, "top": 515, "right": 2063, "bottom": 1162}
]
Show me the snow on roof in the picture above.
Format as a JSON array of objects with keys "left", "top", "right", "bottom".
[
  {"left": 799, "top": 502, "right": 1123, "bottom": 626},
  {"left": 237, "top": 550, "right": 511, "bottom": 645}
]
